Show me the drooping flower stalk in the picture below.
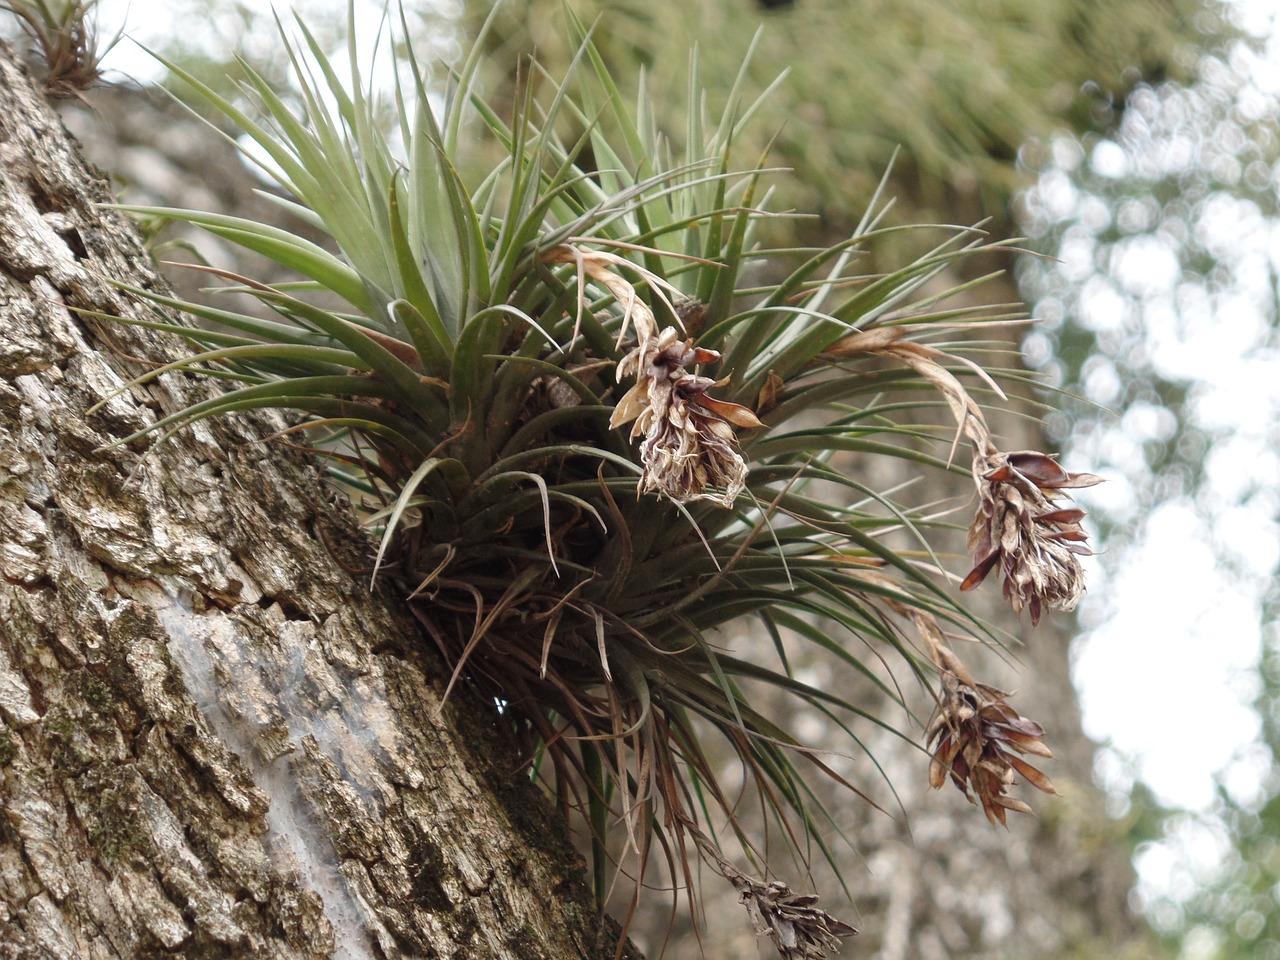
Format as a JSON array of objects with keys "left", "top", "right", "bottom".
[
  {"left": 691, "top": 827, "right": 857, "bottom": 959},
  {"left": 823, "top": 325, "right": 1102, "bottom": 623},
  {"left": 857, "top": 568, "right": 1057, "bottom": 824}
]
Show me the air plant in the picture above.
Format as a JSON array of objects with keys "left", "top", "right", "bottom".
[
  {"left": 1, "top": 0, "right": 119, "bottom": 97},
  {"left": 91, "top": 5, "right": 1097, "bottom": 953}
]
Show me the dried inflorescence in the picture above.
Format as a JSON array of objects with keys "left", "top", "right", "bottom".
[
  {"left": 925, "top": 667, "right": 1056, "bottom": 826},
  {"left": 961, "top": 450, "right": 1103, "bottom": 626},
  {"left": 868, "top": 586, "right": 1058, "bottom": 825},
  {"left": 690, "top": 831, "right": 856, "bottom": 960},
  {"left": 820, "top": 326, "right": 1103, "bottom": 624},
  {"left": 545, "top": 244, "right": 761, "bottom": 506},
  {"left": 734, "top": 876, "right": 858, "bottom": 960},
  {"left": 611, "top": 326, "right": 762, "bottom": 505},
  {"left": 810, "top": 327, "right": 1095, "bottom": 830}
]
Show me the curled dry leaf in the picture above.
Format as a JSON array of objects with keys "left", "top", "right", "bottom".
[
  {"left": 756, "top": 369, "right": 785, "bottom": 417},
  {"left": 962, "top": 450, "right": 1103, "bottom": 625},
  {"left": 926, "top": 668, "right": 1056, "bottom": 826}
]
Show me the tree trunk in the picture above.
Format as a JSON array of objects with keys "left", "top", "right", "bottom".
[{"left": 0, "top": 44, "right": 632, "bottom": 960}]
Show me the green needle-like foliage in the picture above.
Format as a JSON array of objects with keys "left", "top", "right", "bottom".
[{"left": 100, "top": 4, "right": 1098, "bottom": 945}]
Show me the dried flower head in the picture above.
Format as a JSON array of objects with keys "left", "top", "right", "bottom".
[
  {"left": 611, "top": 326, "right": 762, "bottom": 506},
  {"left": 926, "top": 668, "right": 1056, "bottom": 825},
  {"left": 961, "top": 450, "right": 1103, "bottom": 625},
  {"left": 543, "top": 245, "right": 760, "bottom": 505},
  {"left": 688, "top": 828, "right": 856, "bottom": 959},
  {"left": 734, "top": 877, "right": 858, "bottom": 960}
]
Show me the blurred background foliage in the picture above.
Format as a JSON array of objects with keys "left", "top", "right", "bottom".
[
  {"left": 449, "top": 0, "right": 1216, "bottom": 238},
  {"left": 1018, "top": 6, "right": 1280, "bottom": 956},
  {"left": 78, "top": 0, "right": 1219, "bottom": 236},
  {"left": 8, "top": 0, "right": 1279, "bottom": 956}
]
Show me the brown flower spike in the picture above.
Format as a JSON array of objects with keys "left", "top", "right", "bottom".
[
  {"left": 851, "top": 572, "right": 1057, "bottom": 824},
  {"left": 961, "top": 451, "right": 1103, "bottom": 626},
  {"left": 926, "top": 666, "right": 1056, "bottom": 826},
  {"left": 692, "top": 829, "right": 857, "bottom": 960},
  {"left": 545, "top": 245, "right": 761, "bottom": 506},
  {"left": 818, "top": 326, "right": 1103, "bottom": 623},
  {"left": 734, "top": 877, "right": 858, "bottom": 960},
  {"left": 611, "top": 327, "right": 762, "bottom": 506}
]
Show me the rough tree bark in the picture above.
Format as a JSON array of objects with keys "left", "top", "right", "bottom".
[{"left": 0, "top": 44, "right": 634, "bottom": 960}]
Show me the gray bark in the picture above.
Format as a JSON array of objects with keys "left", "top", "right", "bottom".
[{"left": 0, "top": 44, "right": 631, "bottom": 960}]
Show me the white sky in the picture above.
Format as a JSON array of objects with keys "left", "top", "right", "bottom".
[{"left": 92, "top": 0, "right": 401, "bottom": 84}]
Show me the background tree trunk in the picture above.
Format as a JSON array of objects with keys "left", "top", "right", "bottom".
[{"left": 0, "top": 44, "right": 633, "bottom": 960}]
